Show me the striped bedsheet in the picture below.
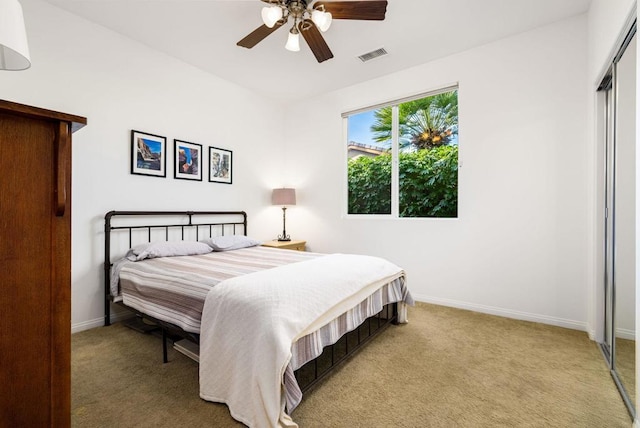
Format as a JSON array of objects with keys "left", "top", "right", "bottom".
[{"left": 118, "top": 246, "right": 321, "bottom": 333}]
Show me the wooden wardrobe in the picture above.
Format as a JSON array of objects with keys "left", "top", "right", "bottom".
[{"left": 0, "top": 100, "right": 86, "bottom": 427}]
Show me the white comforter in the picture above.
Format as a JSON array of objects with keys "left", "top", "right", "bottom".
[{"left": 198, "top": 253, "right": 406, "bottom": 428}]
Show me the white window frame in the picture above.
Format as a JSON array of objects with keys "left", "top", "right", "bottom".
[{"left": 343, "top": 84, "right": 459, "bottom": 219}]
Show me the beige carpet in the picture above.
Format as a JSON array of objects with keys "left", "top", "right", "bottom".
[{"left": 72, "top": 303, "right": 632, "bottom": 427}]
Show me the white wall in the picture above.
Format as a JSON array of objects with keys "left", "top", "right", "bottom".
[
  {"left": 282, "top": 16, "right": 589, "bottom": 330},
  {"left": 0, "top": 0, "right": 287, "bottom": 331}
]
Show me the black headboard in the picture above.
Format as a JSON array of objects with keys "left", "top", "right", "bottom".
[{"left": 103, "top": 210, "right": 247, "bottom": 326}]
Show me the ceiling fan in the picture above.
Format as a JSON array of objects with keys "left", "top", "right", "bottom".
[{"left": 237, "top": 0, "right": 388, "bottom": 63}]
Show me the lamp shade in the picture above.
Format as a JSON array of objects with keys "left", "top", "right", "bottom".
[
  {"left": 311, "top": 9, "right": 332, "bottom": 32},
  {"left": 0, "top": 0, "right": 30, "bottom": 71},
  {"left": 285, "top": 30, "right": 300, "bottom": 52},
  {"left": 261, "top": 6, "right": 282, "bottom": 28},
  {"left": 272, "top": 188, "right": 296, "bottom": 206}
]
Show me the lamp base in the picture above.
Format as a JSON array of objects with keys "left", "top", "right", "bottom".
[{"left": 277, "top": 207, "right": 291, "bottom": 242}]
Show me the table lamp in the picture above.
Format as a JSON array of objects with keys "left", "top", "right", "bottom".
[{"left": 272, "top": 188, "right": 296, "bottom": 241}]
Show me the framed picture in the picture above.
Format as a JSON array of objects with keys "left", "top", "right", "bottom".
[
  {"left": 174, "top": 139, "right": 203, "bottom": 181},
  {"left": 209, "top": 147, "right": 232, "bottom": 184},
  {"left": 131, "top": 130, "right": 166, "bottom": 177}
]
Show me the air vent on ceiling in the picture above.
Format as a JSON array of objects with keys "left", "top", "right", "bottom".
[{"left": 358, "top": 47, "right": 388, "bottom": 63}]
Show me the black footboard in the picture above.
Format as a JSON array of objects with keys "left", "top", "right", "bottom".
[{"left": 294, "top": 302, "right": 398, "bottom": 393}]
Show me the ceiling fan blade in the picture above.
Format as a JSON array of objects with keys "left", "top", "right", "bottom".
[
  {"left": 315, "top": 1, "right": 388, "bottom": 20},
  {"left": 237, "top": 21, "right": 284, "bottom": 49},
  {"left": 301, "top": 20, "right": 334, "bottom": 63}
]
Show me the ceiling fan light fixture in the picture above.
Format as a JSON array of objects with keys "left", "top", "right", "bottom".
[
  {"left": 238, "top": 0, "right": 389, "bottom": 63},
  {"left": 285, "top": 27, "right": 300, "bottom": 52},
  {"left": 311, "top": 9, "right": 332, "bottom": 32},
  {"left": 261, "top": 6, "right": 283, "bottom": 28}
]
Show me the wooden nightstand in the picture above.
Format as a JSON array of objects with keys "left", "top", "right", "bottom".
[{"left": 262, "top": 240, "right": 306, "bottom": 251}]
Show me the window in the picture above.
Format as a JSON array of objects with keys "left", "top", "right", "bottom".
[{"left": 345, "top": 87, "right": 458, "bottom": 218}]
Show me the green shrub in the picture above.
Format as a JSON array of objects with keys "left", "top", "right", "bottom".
[
  {"left": 348, "top": 145, "right": 458, "bottom": 217},
  {"left": 348, "top": 153, "right": 392, "bottom": 214}
]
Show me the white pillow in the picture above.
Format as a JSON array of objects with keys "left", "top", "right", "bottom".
[
  {"left": 200, "top": 235, "right": 261, "bottom": 251},
  {"left": 126, "top": 241, "right": 212, "bottom": 261}
]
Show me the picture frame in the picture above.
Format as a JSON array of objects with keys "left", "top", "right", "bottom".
[
  {"left": 131, "top": 130, "right": 166, "bottom": 177},
  {"left": 209, "top": 146, "right": 232, "bottom": 184},
  {"left": 174, "top": 139, "right": 203, "bottom": 181}
]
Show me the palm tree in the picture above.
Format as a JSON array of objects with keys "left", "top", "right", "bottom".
[{"left": 371, "top": 90, "right": 458, "bottom": 150}]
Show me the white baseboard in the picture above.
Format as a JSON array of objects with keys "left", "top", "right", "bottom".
[
  {"left": 615, "top": 327, "right": 636, "bottom": 341},
  {"left": 74, "top": 295, "right": 598, "bottom": 337},
  {"left": 412, "top": 294, "right": 588, "bottom": 332},
  {"left": 71, "top": 311, "right": 134, "bottom": 334}
]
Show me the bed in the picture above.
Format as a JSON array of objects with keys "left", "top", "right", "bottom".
[{"left": 104, "top": 210, "right": 413, "bottom": 428}]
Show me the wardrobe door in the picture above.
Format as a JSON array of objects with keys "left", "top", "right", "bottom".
[
  {"left": 613, "top": 31, "right": 636, "bottom": 415},
  {"left": 0, "top": 112, "right": 71, "bottom": 426},
  {"left": 599, "top": 24, "right": 637, "bottom": 420}
]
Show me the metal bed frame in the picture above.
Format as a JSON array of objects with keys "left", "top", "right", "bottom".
[{"left": 104, "top": 210, "right": 398, "bottom": 394}]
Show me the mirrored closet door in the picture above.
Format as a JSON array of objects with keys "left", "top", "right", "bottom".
[{"left": 599, "top": 22, "right": 636, "bottom": 420}]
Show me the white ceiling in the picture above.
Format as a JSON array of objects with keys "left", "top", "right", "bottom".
[{"left": 42, "top": 0, "right": 592, "bottom": 103}]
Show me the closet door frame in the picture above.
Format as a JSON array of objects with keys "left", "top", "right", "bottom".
[{"left": 598, "top": 20, "right": 637, "bottom": 421}]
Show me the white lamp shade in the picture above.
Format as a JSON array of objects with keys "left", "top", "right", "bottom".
[
  {"left": 285, "top": 31, "right": 300, "bottom": 52},
  {"left": 0, "top": 0, "right": 30, "bottom": 71},
  {"left": 261, "top": 6, "right": 283, "bottom": 28},
  {"left": 311, "top": 10, "right": 332, "bottom": 32},
  {"left": 272, "top": 188, "right": 296, "bottom": 206}
]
